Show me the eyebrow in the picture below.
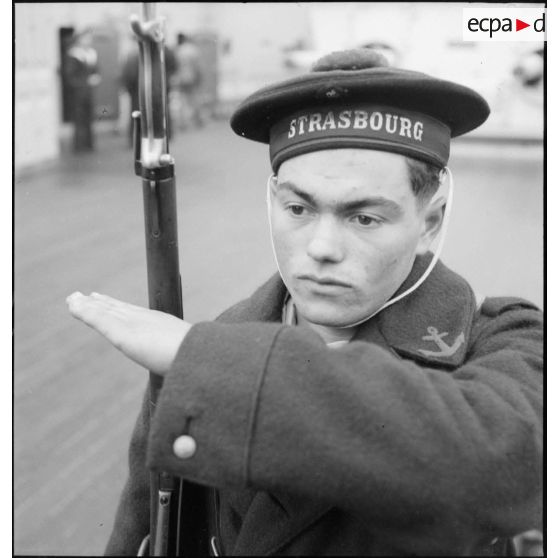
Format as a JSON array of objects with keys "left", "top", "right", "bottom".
[{"left": 276, "top": 180, "right": 404, "bottom": 216}]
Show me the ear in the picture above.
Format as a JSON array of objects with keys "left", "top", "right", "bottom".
[
  {"left": 416, "top": 196, "right": 446, "bottom": 255},
  {"left": 267, "top": 174, "right": 278, "bottom": 205},
  {"left": 268, "top": 173, "right": 278, "bottom": 194}
]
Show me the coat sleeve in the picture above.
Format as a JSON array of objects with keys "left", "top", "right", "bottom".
[
  {"left": 105, "top": 386, "right": 151, "bottom": 556},
  {"left": 146, "top": 302, "right": 542, "bottom": 553}
]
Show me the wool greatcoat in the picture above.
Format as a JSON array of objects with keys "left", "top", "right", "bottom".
[{"left": 105, "top": 255, "right": 543, "bottom": 556}]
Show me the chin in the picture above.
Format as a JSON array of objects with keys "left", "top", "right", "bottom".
[{"left": 296, "top": 300, "right": 376, "bottom": 328}]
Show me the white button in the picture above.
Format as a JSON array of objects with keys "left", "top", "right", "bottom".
[{"left": 173, "top": 435, "right": 196, "bottom": 459}]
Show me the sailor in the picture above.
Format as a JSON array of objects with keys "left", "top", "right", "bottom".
[
  {"left": 67, "top": 48, "right": 542, "bottom": 556},
  {"left": 64, "top": 28, "right": 101, "bottom": 152}
]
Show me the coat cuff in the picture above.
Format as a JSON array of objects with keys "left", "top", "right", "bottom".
[{"left": 146, "top": 321, "right": 285, "bottom": 488}]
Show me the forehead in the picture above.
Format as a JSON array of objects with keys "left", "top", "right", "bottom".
[{"left": 276, "top": 148, "right": 412, "bottom": 201}]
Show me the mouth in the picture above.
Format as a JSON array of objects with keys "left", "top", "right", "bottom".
[{"left": 297, "top": 274, "right": 352, "bottom": 288}]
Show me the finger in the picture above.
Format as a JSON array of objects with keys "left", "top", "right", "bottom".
[
  {"left": 66, "top": 291, "right": 88, "bottom": 316},
  {"left": 90, "top": 292, "right": 111, "bottom": 301},
  {"left": 68, "top": 292, "right": 106, "bottom": 312},
  {"left": 66, "top": 292, "right": 94, "bottom": 320},
  {"left": 67, "top": 293, "right": 110, "bottom": 326},
  {"left": 89, "top": 293, "right": 136, "bottom": 313},
  {"left": 89, "top": 292, "right": 143, "bottom": 314},
  {"left": 66, "top": 291, "right": 84, "bottom": 305},
  {"left": 69, "top": 292, "right": 132, "bottom": 315}
]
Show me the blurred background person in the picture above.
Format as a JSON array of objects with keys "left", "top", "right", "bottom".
[
  {"left": 120, "top": 34, "right": 177, "bottom": 147},
  {"left": 513, "top": 47, "right": 544, "bottom": 88},
  {"left": 64, "top": 28, "right": 101, "bottom": 152},
  {"left": 120, "top": 35, "right": 140, "bottom": 148},
  {"left": 172, "top": 32, "right": 204, "bottom": 130}
]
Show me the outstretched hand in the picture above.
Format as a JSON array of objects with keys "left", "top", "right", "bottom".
[{"left": 66, "top": 292, "right": 191, "bottom": 375}]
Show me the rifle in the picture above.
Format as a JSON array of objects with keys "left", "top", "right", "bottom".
[{"left": 130, "top": 4, "right": 207, "bottom": 555}]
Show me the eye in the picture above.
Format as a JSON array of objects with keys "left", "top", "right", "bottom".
[
  {"left": 287, "top": 204, "right": 306, "bottom": 216},
  {"left": 352, "top": 214, "right": 383, "bottom": 227}
]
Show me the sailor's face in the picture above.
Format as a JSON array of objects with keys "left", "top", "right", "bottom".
[
  {"left": 271, "top": 148, "right": 430, "bottom": 327},
  {"left": 79, "top": 32, "right": 93, "bottom": 48}
]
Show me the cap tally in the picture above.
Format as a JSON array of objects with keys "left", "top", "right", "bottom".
[
  {"left": 230, "top": 49, "right": 490, "bottom": 172},
  {"left": 270, "top": 104, "right": 450, "bottom": 172}
]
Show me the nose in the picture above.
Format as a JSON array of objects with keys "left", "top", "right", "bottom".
[{"left": 306, "top": 215, "right": 345, "bottom": 263}]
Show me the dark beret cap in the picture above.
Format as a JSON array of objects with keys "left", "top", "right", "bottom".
[{"left": 230, "top": 49, "right": 490, "bottom": 171}]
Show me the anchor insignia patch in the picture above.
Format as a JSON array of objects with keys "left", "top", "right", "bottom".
[{"left": 418, "top": 326, "right": 465, "bottom": 358}]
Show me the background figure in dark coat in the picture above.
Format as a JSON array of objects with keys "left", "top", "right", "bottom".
[
  {"left": 121, "top": 38, "right": 177, "bottom": 147},
  {"left": 173, "top": 33, "right": 204, "bottom": 129},
  {"left": 65, "top": 29, "right": 100, "bottom": 152}
]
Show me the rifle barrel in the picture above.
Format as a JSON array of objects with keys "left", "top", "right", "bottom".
[{"left": 132, "top": 3, "right": 184, "bottom": 554}]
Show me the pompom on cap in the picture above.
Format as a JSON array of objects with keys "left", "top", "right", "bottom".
[
  {"left": 230, "top": 48, "right": 490, "bottom": 169},
  {"left": 311, "top": 48, "right": 390, "bottom": 72}
]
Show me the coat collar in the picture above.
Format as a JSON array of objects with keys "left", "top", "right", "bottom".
[
  {"left": 357, "top": 253, "right": 477, "bottom": 368},
  {"left": 218, "top": 254, "right": 477, "bottom": 369}
]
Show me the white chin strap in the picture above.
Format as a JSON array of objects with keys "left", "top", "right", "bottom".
[{"left": 266, "top": 166, "right": 454, "bottom": 328}]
